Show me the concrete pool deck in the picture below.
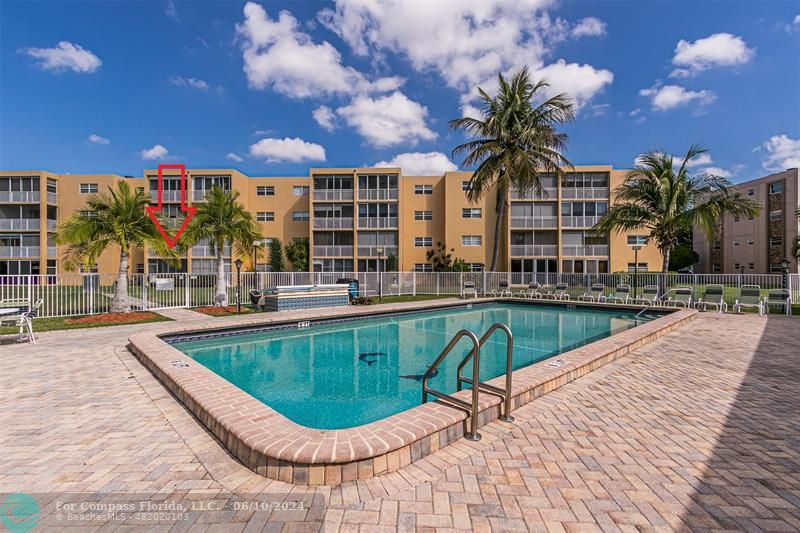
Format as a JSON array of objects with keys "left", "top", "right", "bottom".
[{"left": 1, "top": 306, "right": 798, "bottom": 531}]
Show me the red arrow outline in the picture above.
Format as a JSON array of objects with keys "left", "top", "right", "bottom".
[{"left": 145, "top": 164, "right": 197, "bottom": 249}]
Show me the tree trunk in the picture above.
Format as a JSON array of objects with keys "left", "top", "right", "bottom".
[
  {"left": 215, "top": 242, "right": 227, "bottom": 307},
  {"left": 489, "top": 185, "right": 507, "bottom": 272},
  {"left": 110, "top": 250, "right": 130, "bottom": 313},
  {"left": 662, "top": 246, "right": 671, "bottom": 274}
]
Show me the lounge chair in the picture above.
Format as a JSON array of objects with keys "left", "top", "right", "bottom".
[
  {"left": 632, "top": 285, "right": 659, "bottom": 306},
  {"left": 607, "top": 284, "right": 631, "bottom": 304},
  {"left": 734, "top": 285, "right": 764, "bottom": 315},
  {"left": 516, "top": 281, "right": 542, "bottom": 299},
  {"left": 666, "top": 287, "right": 693, "bottom": 308},
  {"left": 0, "top": 298, "right": 41, "bottom": 344},
  {"left": 697, "top": 284, "right": 727, "bottom": 313},
  {"left": 491, "top": 280, "right": 512, "bottom": 297},
  {"left": 578, "top": 283, "right": 606, "bottom": 302},
  {"left": 542, "top": 282, "right": 570, "bottom": 301},
  {"left": 764, "top": 289, "right": 792, "bottom": 316},
  {"left": 462, "top": 280, "right": 478, "bottom": 299}
]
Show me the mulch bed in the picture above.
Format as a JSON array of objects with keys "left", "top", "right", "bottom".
[
  {"left": 64, "top": 312, "right": 162, "bottom": 325},
  {"left": 192, "top": 306, "right": 253, "bottom": 316}
]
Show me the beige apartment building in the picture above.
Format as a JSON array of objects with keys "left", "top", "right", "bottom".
[
  {"left": 694, "top": 168, "right": 799, "bottom": 274},
  {"left": 0, "top": 165, "right": 662, "bottom": 276}
]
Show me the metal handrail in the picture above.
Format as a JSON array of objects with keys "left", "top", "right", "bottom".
[
  {"left": 422, "top": 329, "right": 482, "bottom": 441},
  {"left": 634, "top": 289, "right": 675, "bottom": 318},
  {"left": 455, "top": 323, "right": 515, "bottom": 422}
]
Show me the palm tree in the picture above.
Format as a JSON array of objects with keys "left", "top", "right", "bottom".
[
  {"left": 55, "top": 180, "right": 177, "bottom": 313},
  {"left": 451, "top": 66, "right": 575, "bottom": 271},
  {"left": 182, "top": 186, "right": 261, "bottom": 306},
  {"left": 595, "top": 145, "right": 760, "bottom": 273}
]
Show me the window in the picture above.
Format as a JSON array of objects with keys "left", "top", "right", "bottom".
[
  {"left": 79, "top": 210, "right": 97, "bottom": 218},
  {"left": 734, "top": 263, "right": 740, "bottom": 270},
  {"left": 292, "top": 211, "right": 309, "bottom": 222},
  {"left": 747, "top": 240, "right": 754, "bottom": 246},
  {"left": 462, "top": 181, "right": 471, "bottom": 192},
  {"left": 747, "top": 188, "right": 754, "bottom": 196},
  {"left": 712, "top": 264, "right": 721, "bottom": 273},
  {"left": 136, "top": 264, "right": 144, "bottom": 274},
  {"left": 770, "top": 236, "right": 783, "bottom": 246},
  {"left": 256, "top": 212, "right": 274, "bottom": 222},
  {"left": 627, "top": 235, "right": 648, "bottom": 246},
  {"left": 748, "top": 263, "right": 755, "bottom": 270},
  {"left": 770, "top": 263, "right": 784, "bottom": 273},
  {"left": 414, "top": 263, "right": 432, "bottom": 272},
  {"left": 414, "top": 210, "right": 432, "bottom": 220},
  {"left": 414, "top": 184, "right": 433, "bottom": 195},
  {"left": 462, "top": 208, "right": 482, "bottom": 219},
  {"left": 79, "top": 264, "right": 99, "bottom": 273},
  {"left": 733, "top": 216, "right": 739, "bottom": 223},
  {"left": 462, "top": 235, "right": 482, "bottom": 246},
  {"left": 770, "top": 210, "right": 783, "bottom": 221},
  {"left": 256, "top": 186, "right": 275, "bottom": 196},
  {"left": 627, "top": 263, "right": 648, "bottom": 272},
  {"left": 769, "top": 182, "right": 782, "bottom": 194},
  {"left": 469, "top": 263, "right": 484, "bottom": 272},
  {"left": 293, "top": 185, "right": 309, "bottom": 196},
  {"left": 733, "top": 241, "right": 740, "bottom": 247},
  {"left": 414, "top": 237, "right": 433, "bottom": 247},
  {"left": 79, "top": 183, "right": 98, "bottom": 194}
]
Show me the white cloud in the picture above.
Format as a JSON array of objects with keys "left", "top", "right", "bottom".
[
  {"left": 165, "top": 0, "right": 180, "bottom": 22},
  {"left": 669, "top": 33, "right": 754, "bottom": 78},
  {"left": 459, "top": 104, "right": 483, "bottom": 120},
  {"left": 141, "top": 144, "right": 169, "bottom": 161},
  {"left": 571, "top": 17, "right": 606, "bottom": 38},
  {"left": 757, "top": 134, "right": 800, "bottom": 171},
  {"left": 786, "top": 15, "right": 800, "bottom": 33},
  {"left": 698, "top": 166, "right": 731, "bottom": 178},
  {"left": 87, "top": 134, "right": 109, "bottom": 145},
  {"left": 226, "top": 152, "right": 244, "bottom": 163},
  {"left": 22, "top": 41, "right": 101, "bottom": 73},
  {"left": 249, "top": 137, "right": 326, "bottom": 163},
  {"left": 312, "top": 106, "right": 337, "bottom": 131},
  {"left": 639, "top": 83, "right": 716, "bottom": 111},
  {"left": 533, "top": 60, "right": 613, "bottom": 109},
  {"left": 590, "top": 103, "right": 610, "bottom": 116},
  {"left": 235, "top": 2, "right": 402, "bottom": 98},
  {"left": 335, "top": 91, "right": 437, "bottom": 148},
  {"left": 374, "top": 152, "right": 457, "bottom": 175},
  {"left": 628, "top": 108, "right": 646, "bottom": 124},
  {"left": 669, "top": 152, "right": 713, "bottom": 168},
  {"left": 169, "top": 76, "right": 209, "bottom": 90}
]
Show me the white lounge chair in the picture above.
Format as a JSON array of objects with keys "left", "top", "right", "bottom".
[
  {"left": 607, "top": 284, "right": 631, "bottom": 304},
  {"left": 632, "top": 285, "right": 659, "bottom": 306},
  {"left": 578, "top": 283, "right": 606, "bottom": 302},
  {"left": 697, "top": 284, "right": 727, "bottom": 313},
  {"left": 666, "top": 287, "right": 693, "bottom": 308},
  {"left": 0, "top": 298, "right": 41, "bottom": 344},
  {"left": 491, "top": 280, "right": 512, "bottom": 297},
  {"left": 462, "top": 280, "right": 478, "bottom": 299},
  {"left": 516, "top": 282, "right": 542, "bottom": 299},
  {"left": 764, "top": 289, "right": 792, "bottom": 316},
  {"left": 734, "top": 285, "right": 764, "bottom": 315},
  {"left": 542, "top": 282, "right": 570, "bottom": 301}
]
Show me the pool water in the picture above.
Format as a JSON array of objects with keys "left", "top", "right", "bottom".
[{"left": 173, "top": 303, "right": 650, "bottom": 429}]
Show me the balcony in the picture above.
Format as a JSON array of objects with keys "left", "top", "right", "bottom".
[
  {"left": 0, "top": 219, "right": 41, "bottom": 231},
  {"left": 561, "top": 187, "right": 609, "bottom": 199},
  {"left": 358, "top": 189, "right": 398, "bottom": 201},
  {"left": 0, "top": 246, "right": 40, "bottom": 258},
  {"left": 510, "top": 216, "right": 557, "bottom": 229},
  {"left": 313, "top": 217, "right": 353, "bottom": 229},
  {"left": 561, "top": 215, "right": 603, "bottom": 228},
  {"left": 357, "top": 245, "right": 398, "bottom": 257},
  {"left": 0, "top": 191, "right": 40, "bottom": 203},
  {"left": 313, "top": 189, "right": 354, "bottom": 202},
  {"left": 510, "top": 188, "right": 557, "bottom": 200},
  {"left": 561, "top": 244, "right": 609, "bottom": 256},
  {"left": 47, "top": 246, "right": 57, "bottom": 258},
  {"left": 313, "top": 245, "right": 353, "bottom": 257},
  {"left": 191, "top": 245, "right": 231, "bottom": 257},
  {"left": 510, "top": 245, "right": 558, "bottom": 256},
  {"left": 47, "top": 192, "right": 58, "bottom": 204},
  {"left": 47, "top": 219, "right": 57, "bottom": 231},
  {"left": 357, "top": 217, "right": 398, "bottom": 229},
  {"left": 150, "top": 190, "right": 183, "bottom": 203}
]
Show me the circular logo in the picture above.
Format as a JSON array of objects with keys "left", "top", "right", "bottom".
[{"left": 0, "top": 493, "right": 40, "bottom": 533}]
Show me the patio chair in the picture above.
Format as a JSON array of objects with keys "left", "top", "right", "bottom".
[
  {"left": 697, "top": 284, "right": 727, "bottom": 313},
  {"left": 516, "top": 281, "right": 542, "bottom": 299},
  {"left": 0, "top": 299, "right": 40, "bottom": 344},
  {"left": 462, "top": 280, "right": 478, "bottom": 299},
  {"left": 666, "top": 287, "right": 693, "bottom": 308},
  {"left": 733, "top": 285, "right": 764, "bottom": 316},
  {"left": 491, "top": 280, "right": 512, "bottom": 298},
  {"left": 578, "top": 283, "right": 606, "bottom": 302},
  {"left": 542, "top": 282, "right": 570, "bottom": 301},
  {"left": 632, "top": 285, "right": 659, "bottom": 306},
  {"left": 606, "top": 284, "right": 631, "bottom": 304},
  {"left": 764, "top": 289, "right": 792, "bottom": 316}
]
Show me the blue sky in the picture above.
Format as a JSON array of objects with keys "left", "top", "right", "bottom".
[{"left": 1, "top": 0, "right": 799, "bottom": 182}]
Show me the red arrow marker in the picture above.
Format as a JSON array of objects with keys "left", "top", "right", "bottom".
[{"left": 145, "top": 164, "right": 197, "bottom": 249}]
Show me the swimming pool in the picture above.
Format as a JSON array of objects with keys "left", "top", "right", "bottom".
[{"left": 171, "top": 302, "right": 652, "bottom": 430}]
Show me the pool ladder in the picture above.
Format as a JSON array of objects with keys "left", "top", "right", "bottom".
[{"left": 421, "top": 323, "right": 514, "bottom": 441}]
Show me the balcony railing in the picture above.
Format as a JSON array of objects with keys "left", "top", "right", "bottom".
[
  {"left": 510, "top": 188, "right": 557, "bottom": 200},
  {"left": 561, "top": 215, "right": 603, "bottom": 228},
  {"left": 357, "top": 245, "right": 398, "bottom": 257},
  {"left": 561, "top": 187, "right": 609, "bottom": 199},
  {"left": 0, "top": 246, "right": 40, "bottom": 258},
  {"left": 357, "top": 217, "right": 398, "bottom": 229},
  {"left": 0, "top": 219, "right": 41, "bottom": 230},
  {"left": 313, "top": 217, "right": 353, "bottom": 229},
  {"left": 150, "top": 190, "right": 183, "bottom": 203},
  {"left": 358, "top": 189, "right": 398, "bottom": 201},
  {"left": 510, "top": 216, "right": 557, "bottom": 229},
  {"left": 0, "top": 191, "right": 40, "bottom": 203},
  {"left": 47, "top": 219, "right": 57, "bottom": 230},
  {"left": 313, "top": 245, "right": 353, "bottom": 257},
  {"left": 47, "top": 192, "right": 58, "bottom": 204},
  {"left": 561, "top": 244, "right": 609, "bottom": 256},
  {"left": 510, "top": 245, "right": 558, "bottom": 256},
  {"left": 47, "top": 246, "right": 57, "bottom": 257},
  {"left": 313, "top": 189, "right": 354, "bottom": 201},
  {"left": 191, "top": 245, "right": 231, "bottom": 257}
]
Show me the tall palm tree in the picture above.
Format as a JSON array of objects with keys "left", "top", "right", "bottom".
[
  {"left": 451, "top": 66, "right": 575, "bottom": 271},
  {"left": 182, "top": 186, "right": 261, "bottom": 306},
  {"left": 595, "top": 145, "right": 760, "bottom": 273},
  {"left": 55, "top": 180, "right": 177, "bottom": 312}
]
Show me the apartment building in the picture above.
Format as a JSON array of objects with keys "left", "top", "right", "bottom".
[
  {"left": 694, "top": 168, "right": 799, "bottom": 274},
  {"left": 0, "top": 165, "right": 662, "bottom": 276}
]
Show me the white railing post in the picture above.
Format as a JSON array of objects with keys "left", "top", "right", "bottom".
[
  {"left": 185, "top": 273, "right": 191, "bottom": 308},
  {"left": 436, "top": 273, "right": 440, "bottom": 296},
  {"left": 412, "top": 271, "right": 417, "bottom": 296},
  {"left": 27, "top": 274, "right": 32, "bottom": 306},
  {"left": 142, "top": 276, "right": 148, "bottom": 311},
  {"left": 483, "top": 270, "right": 487, "bottom": 296}
]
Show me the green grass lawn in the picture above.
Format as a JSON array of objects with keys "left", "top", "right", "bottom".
[{"left": 0, "top": 312, "right": 172, "bottom": 335}]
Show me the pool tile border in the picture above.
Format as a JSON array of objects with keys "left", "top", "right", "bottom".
[{"left": 128, "top": 299, "right": 697, "bottom": 486}]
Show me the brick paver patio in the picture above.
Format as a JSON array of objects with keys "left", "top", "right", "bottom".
[{"left": 1, "top": 312, "right": 798, "bottom": 532}]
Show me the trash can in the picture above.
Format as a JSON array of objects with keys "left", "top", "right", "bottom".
[{"left": 336, "top": 278, "right": 359, "bottom": 301}]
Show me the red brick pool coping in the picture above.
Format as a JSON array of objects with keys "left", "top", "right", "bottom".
[{"left": 128, "top": 299, "right": 697, "bottom": 486}]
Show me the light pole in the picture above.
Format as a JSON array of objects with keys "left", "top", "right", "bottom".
[
  {"left": 631, "top": 244, "right": 641, "bottom": 298},
  {"left": 376, "top": 247, "right": 384, "bottom": 302},
  {"left": 252, "top": 240, "right": 263, "bottom": 273},
  {"left": 234, "top": 258, "right": 243, "bottom": 313}
]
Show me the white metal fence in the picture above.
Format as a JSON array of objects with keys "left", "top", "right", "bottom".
[{"left": 0, "top": 271, "right": 797, "bottom": 319}]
